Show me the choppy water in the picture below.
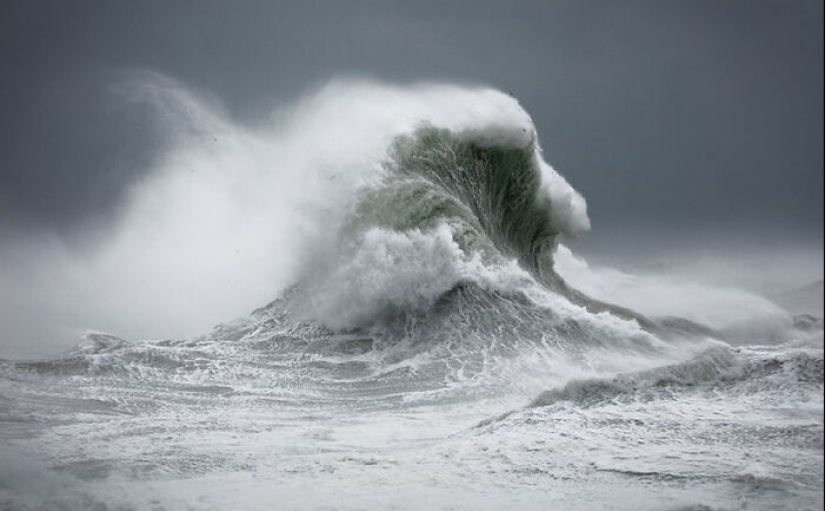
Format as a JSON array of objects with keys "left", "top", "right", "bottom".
[{"left": 1, "top": 300, "right": 821, "bottom": 511}]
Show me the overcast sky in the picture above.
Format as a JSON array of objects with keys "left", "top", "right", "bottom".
[{"left": 1, "top": 0, "right": 822, "bottom": 245}]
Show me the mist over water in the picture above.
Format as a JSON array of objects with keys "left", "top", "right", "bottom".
[
  {"left": 0, "top": 75, "right": 822, "bottom": 511},
  {"left": 554, "top": 244, "right": 823, "bottom": 343}
]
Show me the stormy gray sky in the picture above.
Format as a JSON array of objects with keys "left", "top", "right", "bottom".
[
  {"left": 0, "top": 1, "right": 822, "bottom": 357},
  {"left": 2, "top": 0, "right": 822, "bottom": 241}
]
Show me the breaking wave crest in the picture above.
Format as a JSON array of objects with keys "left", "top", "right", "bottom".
[{"left": 286, "top": 89, "right": 598, "bottom": 331}]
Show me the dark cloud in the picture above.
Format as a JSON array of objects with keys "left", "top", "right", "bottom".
[{"left": 1, "top": 0, "right": 822, "bottom": 244}]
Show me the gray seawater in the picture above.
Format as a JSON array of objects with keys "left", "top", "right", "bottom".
[{"left": 0, "top": 284, "right": 822, "bottom": 511}]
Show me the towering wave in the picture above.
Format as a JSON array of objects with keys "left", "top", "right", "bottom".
[
  {"left": 0, "top": 77, "right": 588, "bottom": 352},
  {"left": 294, "top": 118, "right": 596, "bottom": 330}
]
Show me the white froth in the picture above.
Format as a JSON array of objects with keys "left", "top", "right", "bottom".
[{"left": 298, "top": 222, "right": 539, "bottom": 330}]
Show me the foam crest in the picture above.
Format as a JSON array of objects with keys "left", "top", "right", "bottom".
[
  {"left": 296, "top": 222, "right": 537, "bottom": 330},
  {"left": 298, "top": 224, "right": 469, "bottom": 329}
]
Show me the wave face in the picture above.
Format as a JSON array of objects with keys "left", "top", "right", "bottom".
[
  {"left": 387, "top": 126, "right": 568, "bottom": 281},
  {"left": 0, "top": 78, "right": 822, "bottom": 511},
  {"left": 287, "top": 83, "right": 594, "bottom": 332}
]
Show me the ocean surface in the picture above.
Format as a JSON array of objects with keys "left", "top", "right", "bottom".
[{"left": 1, "top": 81, "right": 822, "bottom": 511}]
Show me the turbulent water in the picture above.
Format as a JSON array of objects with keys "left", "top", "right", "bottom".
[{"left": 0, "top": 80, "right": 822, "bottom": 511}]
